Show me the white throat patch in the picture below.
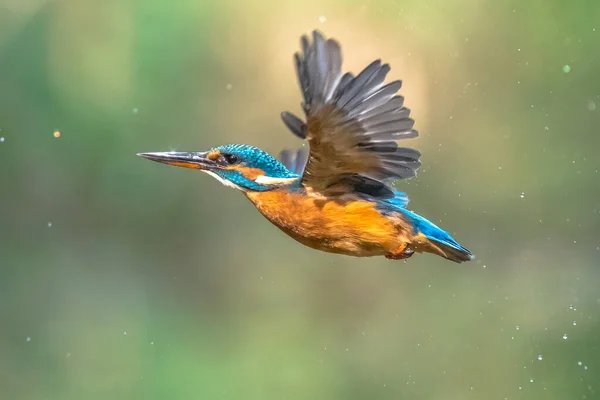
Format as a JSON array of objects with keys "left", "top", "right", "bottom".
[
  {"left": 202, "top": 170, "right": 242, "bottom": 190},
  {"left": 201, "top": 170, "right": 297, "bottom": 190}
]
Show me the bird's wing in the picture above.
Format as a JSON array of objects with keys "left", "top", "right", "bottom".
[
  {"left": 280, "top": 31, "right": 421, "bottom": 198},
  {"left": 279, "top": 147, "right": 309, "bottom": 175}
]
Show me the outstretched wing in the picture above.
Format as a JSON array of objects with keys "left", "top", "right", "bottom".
[{"left": 280, "top": 31, "right": 421, "bottom": 198}]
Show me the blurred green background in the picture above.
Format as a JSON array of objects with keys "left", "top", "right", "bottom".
[{"left": 1, "top": 0, "right": 599, "bottom": 399}]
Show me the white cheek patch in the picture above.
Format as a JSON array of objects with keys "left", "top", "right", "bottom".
[
  {"left": 255, "top": 175, "right": 299, "bottom": 185},
  {"left": 202, "top": 170, "right": 242, "bottom": 190}
]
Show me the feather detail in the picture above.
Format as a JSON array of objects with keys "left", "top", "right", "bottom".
[{"left": 280, "top": 30, "right": 420, "bottom": 197}]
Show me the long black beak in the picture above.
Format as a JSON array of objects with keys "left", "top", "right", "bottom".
[{"left": 137, "top": 151, "right": 217, "bottom": 170}]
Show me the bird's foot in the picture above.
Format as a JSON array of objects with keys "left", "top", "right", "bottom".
[{"left": 385, "top": 247, "right": 415, "bottom": 260}]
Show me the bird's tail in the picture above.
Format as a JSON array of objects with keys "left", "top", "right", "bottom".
[{"left": 401, "top": 209, "right": 473, "bottom": 263}]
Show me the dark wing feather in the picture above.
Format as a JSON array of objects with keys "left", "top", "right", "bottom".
[
  {"left": 280, "top": 30, "right": 420, "bottom": 197},
  {"left": 281, "top": 112, "right": 306, "bottom": 138}
]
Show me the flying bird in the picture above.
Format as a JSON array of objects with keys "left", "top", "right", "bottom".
[{"left": 139, "top": 31, "right": 473, "bottom": 262}]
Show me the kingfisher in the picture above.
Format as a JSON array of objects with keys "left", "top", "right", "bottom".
[{"left": 139, "top": 31, "right": 473, "bottom": 263}]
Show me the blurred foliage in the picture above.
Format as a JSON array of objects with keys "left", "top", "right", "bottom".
[{"left": 1, "top": 0, "right": 600, "bottom": 399}]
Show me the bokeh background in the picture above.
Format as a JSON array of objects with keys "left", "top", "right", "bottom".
[{"left": 1, "top": 0, "right": 599, "bottom": 399}]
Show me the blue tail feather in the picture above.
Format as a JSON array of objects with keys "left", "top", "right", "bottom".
[
  {"left": 400, "top": 208, "right": 473, "bottom": 263},
  {"left": 376, "top": 191, "right": 473, "bottom": 262}
]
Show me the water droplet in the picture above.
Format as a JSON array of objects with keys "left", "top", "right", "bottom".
[
  {"left": 520, "top": 192, "right": 525, "bottom": 198},
  {"left": 26, "top": 337, "right": 31, "bottom": 342},
  {"left": 530, "top": 379, "right": 534, "bottom": 383},
  {"left": 562, "top": 64, "right": 571, "bottom": 73},
  {"left": 573, "top": 321, "right": 577, "bottom": 326},
  {"left": 562, "top": 333, "right": 568, "bottom": 340},
  {"left": 0, "top": 137, "right": 4, "bottom": 142},
  {"left": 47, "top": 222, "right": 52, "bottom": 228},
  {"left": 537, "top": 354, "right": 543, "bottom": 361},
  {"left": 584, "top": 365, "right": 588, "bottom": 370},
  {"left": 516, "top": 325, "right": 520, "bottom": 330},
  {"left": 578, "top": 361, "right": 583, "bottom": 366},
  {"left": 318, "top": 15, "right": 327, "bottom": 23}
]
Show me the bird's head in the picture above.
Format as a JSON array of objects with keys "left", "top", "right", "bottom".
[{"left": 138, "top": 144, "right": 299, "bottom": 191}]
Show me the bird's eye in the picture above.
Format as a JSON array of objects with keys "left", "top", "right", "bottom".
[{"left": 222, "top": 154, "right": 239, "bottom": 165}]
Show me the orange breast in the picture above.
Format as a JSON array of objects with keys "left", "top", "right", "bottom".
[{"left": 245, "top": 190, "right": 405, "bottom": 257}]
